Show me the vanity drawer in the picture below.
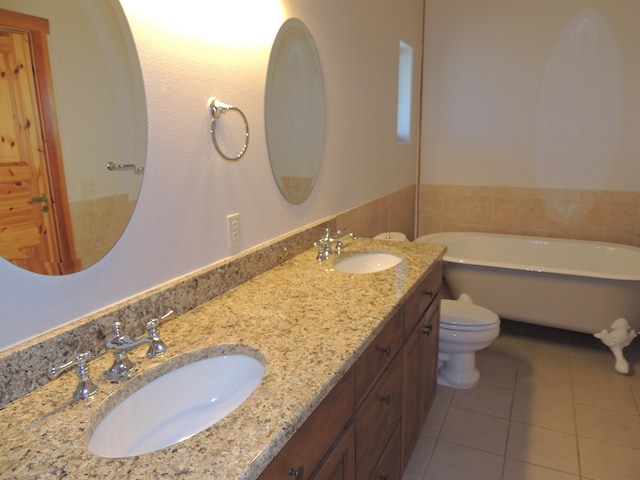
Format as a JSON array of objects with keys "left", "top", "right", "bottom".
[
  {"left": 369, "top": 423, "right": 401, "bottom": 480},
  {"left": 403, "top": 261, "right": 442, "bottom": 339},
  {"left": 355, "top": 308, "right": 403, "bottom": 405},
  {"left": 355, "top": 352, "right": 402, "bottom": 480},
  {"left": 258, "top": 368, "right": 355, "bottom": 480}
]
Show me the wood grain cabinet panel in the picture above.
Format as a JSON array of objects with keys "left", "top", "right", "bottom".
[
  {"left": 369, "top": 424, "right": 401, "bottom": 480},
  {"left": 355, "top": 308, "right": 403, "bottom": 405},
  {"left": 402, "top": 292, "right": 440, "bottom": 469},
  {"left": 258, "top": 368, "right": 355, "bottom": 480},
  {"left": 403, "top": 262, "right": 442, "bottom": 339},
  {"left": 355, "top": 352, "right": 403, "bottom": 480},
  {"left": 311, "top": 422, "right": 355, "bottom": 480}
]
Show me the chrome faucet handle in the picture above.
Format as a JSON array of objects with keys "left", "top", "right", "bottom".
[
  {"left": 332, "top": 230, "right": 356, "bottom": 254},
  {"left": 314, "top": 239, "right": 332, "bottom": 261},
  {"left": 47, "top": 351, "right": 98, "bottom": 400},
  {"left": 144, "top": 309, "right": 175, "bottom": 358}
]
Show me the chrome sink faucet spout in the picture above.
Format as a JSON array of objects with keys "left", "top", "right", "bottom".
[
  {"left": 314, "top": 228, "right": 356, "bottom": 261},
  {"left": 105, "top": 309, "right": 175, "bottom": 378}
]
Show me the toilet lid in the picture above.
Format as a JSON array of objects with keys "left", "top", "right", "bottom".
[{"left": 441, "top": 300, "right": 500, "bottom": 331}]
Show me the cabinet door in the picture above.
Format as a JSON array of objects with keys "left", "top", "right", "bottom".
[
  {"left": 369, "top": 424, "right": 401, "bottom": 480},
  {"left": 403, "top": 262, "right": 442, "bottom": 339},
  {"left": 421, "top": 299, "right": 440, "bottom": 419},
  {"left": 258, "top": 369, "right": 355, "bottom": 480},
  {"left": 356, "top": 352, "right": 403, "bottom": 480},
  {"left": 401, "top": 294, "right": 440, "bottom": 470},
  {"left": 311, "top": 423, "right": 355, "bottom": 480},
  {"left": 355, "top": 308, "right": 403, "bottom": 405}
]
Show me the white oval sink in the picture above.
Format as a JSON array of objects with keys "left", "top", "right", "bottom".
[
  {"left": 88, "top": 354, "right": 265, "bottom": 458},
  {"left": 334, "top": 252, "right": 402, "bottom": 274}
]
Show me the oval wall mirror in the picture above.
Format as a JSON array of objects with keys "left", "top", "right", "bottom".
[
  {"left": 265, "top": 18, "right": 325, "bottom": 205},
  {"left": 0, "top": 0, "right": 146, "bottom": 275}
]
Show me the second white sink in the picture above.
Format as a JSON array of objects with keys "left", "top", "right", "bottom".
[
  {"left": 334, "top": 252, "right": 402, "bottom": 274},
  {"left": 88, "top": 352, "right": 265, "bottom": 458}
]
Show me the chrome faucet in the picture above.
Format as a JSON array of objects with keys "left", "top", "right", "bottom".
[
  {"left": 314, "top": 228, "right": 356, "bottom": 261},
  {"left": 47, "top": 351, "right": 98, "bottom": 400},
  {"left": 105, "top": 310, "right": 175, "bottom": 379}
]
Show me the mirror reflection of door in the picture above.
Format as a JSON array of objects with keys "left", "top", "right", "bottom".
[{"left": 0, "top": 9, "right": 78, "bottom": 274}]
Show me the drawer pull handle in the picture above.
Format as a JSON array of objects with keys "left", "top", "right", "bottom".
[
  {"left": 378, "top": 346, "right": 391, "bottom": 356},
  {"left": 288, "top": 466, "right": 305, "bottom": 479},
  {"left": 380, "top": 395, "right": 391, "bottom": 405},
  {"left": 423, "top": 325, "right": 433, "bottom": 336},
  {"left": 423, "top": 290, "right": 434, "bottom": 298}
]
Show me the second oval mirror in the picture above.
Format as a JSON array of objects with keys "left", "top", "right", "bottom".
[{"left": 265, "top": 18, "right": 325, "bottom": 205}]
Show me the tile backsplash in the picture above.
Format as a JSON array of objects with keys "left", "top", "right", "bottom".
[{"left": 419, "top": 184, "right": 640, "bottom": 247}]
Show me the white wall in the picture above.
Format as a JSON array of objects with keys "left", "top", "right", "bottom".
[
  {"left": 0, "top": 0, "right": 424, "bottom": 350},
  {"left": 421, "top": 0, "right": 640, "bottom": 190}
]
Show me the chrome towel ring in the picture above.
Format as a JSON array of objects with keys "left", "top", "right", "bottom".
[{"left": 209, "top": 97, "right": 249, "bottom": 161}]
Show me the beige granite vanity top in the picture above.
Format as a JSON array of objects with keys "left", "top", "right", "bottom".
[{"left": 0, "top": 238, "right": 444, "bottom": 480}]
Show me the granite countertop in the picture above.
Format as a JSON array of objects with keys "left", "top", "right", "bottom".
[{"left": 0, "top": 238, "right": 444, "bottom": 480}]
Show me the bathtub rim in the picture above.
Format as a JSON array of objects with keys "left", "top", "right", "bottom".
[{"left": 416, "top": 231, "right": 640, "bottom": 282}]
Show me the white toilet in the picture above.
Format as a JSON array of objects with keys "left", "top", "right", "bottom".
[
  {"left": 375, "top": 232, "right": 501, "bottom": 388},
  {"left": 438, "top": 298, "right": 500, "bottom": 388}
]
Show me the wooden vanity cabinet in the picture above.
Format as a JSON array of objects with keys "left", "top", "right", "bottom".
[
  {"left": 311, "top": 422, "right": 356, "bottom": 480},
  {"left": 258, "top": 262, "right": 442, "bottom": 480},
  {"left": 257, "top": 368, "right": 355, "bottom": 480},
  {"left": 401, "top": 263, "right": 442, "bottom": 470},
  {"left": 369, "top": 424, "right": 401, "bottom": 480},
  {"left": 354, "top": 309, "right": 403, "bottom": 480}
]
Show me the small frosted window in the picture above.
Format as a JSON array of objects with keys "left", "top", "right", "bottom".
[{"left": 397, "top": 41, "right": 413, "bottom": 143}]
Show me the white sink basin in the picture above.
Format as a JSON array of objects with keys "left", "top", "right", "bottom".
[
  {"left": 88, "top": 353, "right": 265, "bottom": 458},
  {"left": 334, "top": 252, "right": 402, "bottom": 274}
]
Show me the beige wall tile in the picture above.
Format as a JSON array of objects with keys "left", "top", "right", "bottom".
[{"left": 419, "top": 184, "right": 640, "bottom": 247}]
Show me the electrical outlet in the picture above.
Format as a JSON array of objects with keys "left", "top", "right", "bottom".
[{"left": 227, "top": 213, "right": 241, "bottom": 248}]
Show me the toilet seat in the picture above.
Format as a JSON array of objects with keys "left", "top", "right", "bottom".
[{"left": 441, "top": 299, "right": 500, "bottom": 332}]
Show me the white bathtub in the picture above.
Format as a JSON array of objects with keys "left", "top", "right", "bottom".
[{"left": 416, "top": 232, "right": 640, "bottom": 333}]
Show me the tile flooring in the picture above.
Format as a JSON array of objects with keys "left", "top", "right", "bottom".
[{"left": 403, "top": 320, "right": 640, "bottom": 480}]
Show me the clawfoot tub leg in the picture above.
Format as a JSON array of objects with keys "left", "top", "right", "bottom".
[
  {"left": 609, "top": 346, "right": 630, "bottom": 375},
  {"left": 593, "top": 318, "right": 638, "bottom": 375}
]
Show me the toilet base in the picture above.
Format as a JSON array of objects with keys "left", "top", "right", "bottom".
[{"left": 437, "top": 351, "right": 480, "bottom": 389}]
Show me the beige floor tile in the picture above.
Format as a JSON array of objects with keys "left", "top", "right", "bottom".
[
  {"left": 570, "top": 352, "right": 636, "bottom": 388},
  {"left": 515, "top": 366, "right": 573, "bottom": 402},
  {"left": 451, "top": 383, "right": 513, "bottom": 418},
  {"left": 495, "top": 330, "right": 571, "bottom": 355},
  {"left": 424, "top": 441, "right": 504, "bottom": 480},
  {"left": 511, "top": 391, "right": 575, "bottom": 434},
  {"left": 476, "top": 349, "right": 518, "bottom": 389},
  {"left": 575, "top": 404, "right": 640, "bottom": 449},
  {"left": 515, "top": 346, "right": 573, "bottom": 375},
  {"left": 403, "top": 435, "right": 436, "bottom": 479},
  {"left": 633, "top": 386, "right": 640, "bottom": 413},
  {"left": 506, "top": 422, "right": 579, "bottom": 475},
  {"left": 502, "top": 459, "right": 580, "bottom": 480},
  {"left": 420, "top": 385, "right": 454, "bottom": 438},
  {"left": 403, "top": 325, "right": 640, "bottom": 480},
  {"left": 573, "top": 377, "right": 637, "bottom": 414},
  {"left": 578, "top": 436, "right": 640, "bottom": 480},
  {"left": 440, "top": 406, "right": 509, "bottom": 455}
]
